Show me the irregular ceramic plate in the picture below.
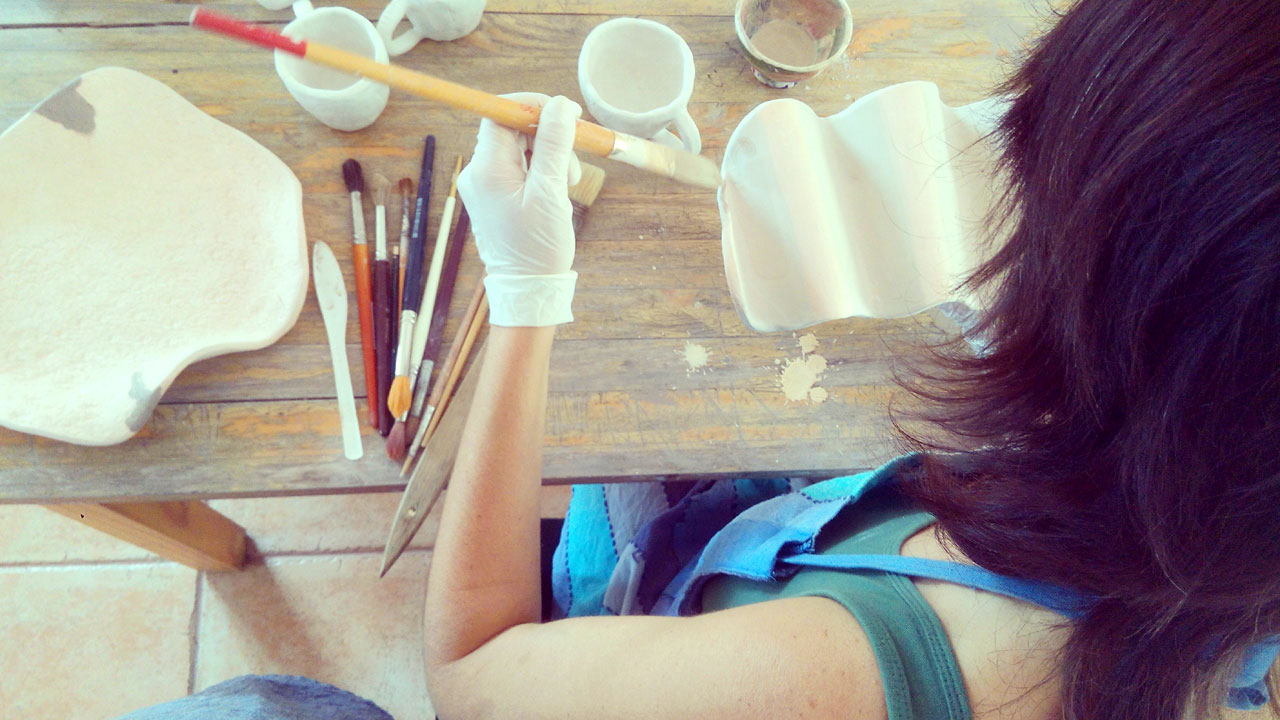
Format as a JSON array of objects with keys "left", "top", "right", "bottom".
[
  {"left": 718, "top": 81, "right": 1008, "bottom": 332},
  {"left": 0, "top": 67, "right": 308, "bottom": 446}
]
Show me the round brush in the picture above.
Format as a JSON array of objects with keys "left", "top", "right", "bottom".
[
  {"left": 370, "top": 173, "right": 395, "bottom": 436},
  {"left": 342, "top": 159, "right": 378, "bottom": 428}
]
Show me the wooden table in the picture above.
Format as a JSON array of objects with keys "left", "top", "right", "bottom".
[{"left": 0, "top": 0, "right": 1044, "bottom": 569}]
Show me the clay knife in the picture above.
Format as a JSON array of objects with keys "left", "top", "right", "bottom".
[{"left": 313, "top": 241, "right": 363, "bottom": 460}]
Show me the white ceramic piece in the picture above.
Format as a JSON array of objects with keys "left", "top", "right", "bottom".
[
  {"left": 718, "top": 81, "right": 1008, "bottom": 332},
  {"left": 0, "top": 67, "right": 308, "bottom": 446},
  {"left": 578, "top": 18, "right": 701, "bottom": 154},
  {"left": 275, "top": 1, "right": 390, "bottom": 131},
  {"left": 377, "top": 0, "right": 486, "bottom": 54}
]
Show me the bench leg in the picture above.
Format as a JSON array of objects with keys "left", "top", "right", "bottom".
[{"left": 44, "top": 500, "right": 247, "bottom": 571}]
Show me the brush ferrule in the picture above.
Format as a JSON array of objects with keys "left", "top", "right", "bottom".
[
  {"left": 349, "top": 192, "right": 366, "bottom": 245},
  {"left": 375, "top": 205, "right": 388, "bottom": 258},
  {"left": 393, "top": 312, "right": 417, "bottom": 375}
]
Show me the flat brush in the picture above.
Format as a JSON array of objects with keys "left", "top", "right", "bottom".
[
  {"left": 342, "top": 159, "right": 378, "bottom": 428},
  {"left": 569, "top": 162, "right": 606, "bottom": 233},
  {"left": 189, "top": 8, "right": 721, "bottom": 191},
  {"left": 371, "top": 173, "right": 395, "bottom": 436}
]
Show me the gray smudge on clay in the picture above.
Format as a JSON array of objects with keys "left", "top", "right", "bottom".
[
  {"left": 35, "top": 77, "right": 96, "bottom": 134},
  {"left": 125, "top": 372, "right": 163, "bottom": 432}
]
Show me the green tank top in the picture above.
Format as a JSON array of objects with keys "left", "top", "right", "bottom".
[{"left": 700, "top": 486, "right": 972, "bottom": 720}]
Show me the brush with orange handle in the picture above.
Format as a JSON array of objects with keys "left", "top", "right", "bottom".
[
  {"left": 189, "top": 8, "right": 719, "bottom": 190},
  {"left": 342, "top": 159, "right": 378, "bottom": 427}
]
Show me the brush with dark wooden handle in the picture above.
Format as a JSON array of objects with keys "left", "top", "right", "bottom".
[{"left": 371, "top": 173, "right": 395, "bottom": 436}]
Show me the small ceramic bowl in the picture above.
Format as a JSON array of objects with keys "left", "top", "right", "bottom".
[{"left": 734, "top": 0, "right": 853, "bottom": 89}]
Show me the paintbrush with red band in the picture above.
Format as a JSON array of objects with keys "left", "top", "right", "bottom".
[{"left": 189, "top": 7, "right": 720, "bottom": 190}]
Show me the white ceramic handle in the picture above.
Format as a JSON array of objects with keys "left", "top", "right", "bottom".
[
  {"left": 377, "top": 0, "right": 425, "bottom": 57},
  {"left": 291, "top": 0, "right": 315, "bottom": 17},
  {"left": 672, "top": 107, "right": 701, "bottom": 154}
]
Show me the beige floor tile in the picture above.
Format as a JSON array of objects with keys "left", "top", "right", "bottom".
[
  {"left": 0, "top": 563, "right": 196, "bottom": 719},
  {"left": 196, "top": 552, "right": 434, "bottom": 720},
  {"left": 209, "top": 485, "right": 572, "bottom": 556},
  {"left": 0, "top": 504, "right": 158, "bottom": 564}
]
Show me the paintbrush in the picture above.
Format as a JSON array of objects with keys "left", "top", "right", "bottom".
[
  {"left": 371, "top": 173, "right": 395, "bottom": 436},
  {"left": 570, "top": 162, "right": 606, "bottom": 233},
  {"left": 342, "top": 159, "right": 379, "bottom": 428},
  {"left": 389, "top": 137, "right": 435, "bottom": 428},
  {"left": 396, "top": 177, "right": 413, "bottom": 319},
  {"left": 398, "top": 156, "right": 462, "bottom": 415},
  {"left": 402, "top": 278, "right": 487, "bottom": 475},
  {"left": 190, "top": 8, "right": 721, "bottom": 191}
]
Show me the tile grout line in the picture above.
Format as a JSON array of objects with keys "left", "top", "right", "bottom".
[
  {"left": 0, "top": 557, "right": 170, "bottom": 570},
  {"left": 188, "top": 570, "right": 204, "bottom": 695}
]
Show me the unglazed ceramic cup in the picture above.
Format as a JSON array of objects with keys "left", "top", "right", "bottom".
[
  {"left": 578, "top": 18, "right": 701, "bottom": 154},
  {"left": 274, "top": 0, "right": 390, "bottom": 131},
  {"left": 734, "top": 0, "right": 853, "bottom": 88},
  {"left": 377, "top": 0, "right": 486, "bottom": 55}
]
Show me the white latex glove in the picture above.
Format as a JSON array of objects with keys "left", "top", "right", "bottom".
[{"left": 458, "top": 93, "right": 584, "bottom": 327}]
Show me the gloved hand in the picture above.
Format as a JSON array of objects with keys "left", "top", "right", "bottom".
[{"left": 457, "top": 93, "right": 584, "bottom": 327}]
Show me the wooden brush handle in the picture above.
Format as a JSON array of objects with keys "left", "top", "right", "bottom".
[
  {"left": 305, "top": 43, "right": 616, "bottom": 158},
  {"left": 352, "top": 244, "right": 378, "bottom": 427},
  {"left": 372, "top": 259, "right": 395, "bottom": 437},
  {"left": 422, "top": 295, "right": 488, "bottom": 443}
]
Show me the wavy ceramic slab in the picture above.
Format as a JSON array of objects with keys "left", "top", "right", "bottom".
[
  {"left": 718, "top": 81, "right": 1008, "bottom": 332},
  {"left": 0, "top": 67, "right": 308, "bottom": 446}
]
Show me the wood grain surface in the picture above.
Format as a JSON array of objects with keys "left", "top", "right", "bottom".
[{"left": 0, "top": 0, "right": 1052, "bottom": 502}]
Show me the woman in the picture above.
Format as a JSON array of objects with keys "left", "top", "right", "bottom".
[{"left": 424, "top": 0, "right": 1280, "bottom": 718}]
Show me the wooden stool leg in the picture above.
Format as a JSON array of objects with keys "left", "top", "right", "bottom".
[{"left": 44, "top": 500, "right": 247, "bottom": 571}]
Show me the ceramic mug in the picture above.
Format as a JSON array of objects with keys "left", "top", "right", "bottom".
[
  {"left": 273, "top": 0, "right": 390, "bottom": 131},
  {"left": 578, "top": 18, "right": 701, "bottom": 154},
  {"left": 377, "top": 0, "right": 486, "bottom": 55}
]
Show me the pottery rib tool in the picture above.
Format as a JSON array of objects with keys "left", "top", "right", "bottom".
[
  {"left": 190, "top": 8, "right": 721, "bottom": 191},
  {"left": 342, "top": 159, "right": 379, "bottom": 428},
  {"left": 388, "top": 137, "right": 434, "bottom": 424},
  {"left": 402, "top": 156, "right": 462, "bottom": 408},
  {"left": 402, "top": 287, "right": 488, "bottom": 476},
  {"left": 371, "top": 173, "right": 395, "bottom": 436},
  {"left": 313, "top": 241, "right": 363, "bottom": 461},
  {"left": 383, "top": 336, "right": 488, "bottom": 575}
]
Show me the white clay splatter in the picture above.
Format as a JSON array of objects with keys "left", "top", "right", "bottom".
[
  {"left": 777, "top": 334, "right": 828, "bottom": 402},
  {"left": 798, "top": 332, "right": 819, "bottom": 354},
  {"left": 682, "top": 342, "right": 710, "bottom": 373}
]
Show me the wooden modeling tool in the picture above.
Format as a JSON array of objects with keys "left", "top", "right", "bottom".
[
  {"left": 342, "top": 159, "right": 379, "bottom": 427},
  {"left": 383, "top": 336, "right": 488, "bottom": 575},
  {"left": 403, "top": 156, "right": 462, "bottom": 408},
  {"left": 190, "top": 8, "right": 721, "bottom": 191},
  {"left": 312, "top": 241, "right": 363, "bottom": 461},
  {"left": 402, "top": 286, "right": 488, "bottom": 476},
  {"left": 400, "top": 274, "right": 485, "bottom": 474},
  {"left": 569, "top": 162, "right": 606, "bottom": 233},
  {"left": 371, "top": 173, "right": 395, "bottom": 436},
  {"left": 388, "top": 137, "right": 434, "bottom": 423}
]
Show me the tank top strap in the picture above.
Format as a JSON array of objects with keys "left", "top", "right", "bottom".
[{"left": 780, "top": 553, "right": 1092, "bottom": 619}]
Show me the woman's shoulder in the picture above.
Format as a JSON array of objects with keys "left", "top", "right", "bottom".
[{"left": 901, "top": 525, "right": 1070, "bottom": 720}]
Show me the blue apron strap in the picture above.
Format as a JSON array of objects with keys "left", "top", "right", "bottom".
[{"left": 779, "top": 553, "right": 1091, "bottom": 619}]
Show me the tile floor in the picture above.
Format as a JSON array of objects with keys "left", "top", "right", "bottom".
[
  {"left": 0, "top": 487, "right": 571, "bottom": 720},
  {"left": 2, "top": 488, "right": 1274, "bottom": 720}
]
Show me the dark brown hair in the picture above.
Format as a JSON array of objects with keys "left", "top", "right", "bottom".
[{"left": 898, "top": 1, "right": 1280, "bottom": 717}]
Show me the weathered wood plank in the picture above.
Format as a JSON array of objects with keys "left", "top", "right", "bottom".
[{"left": 1, "top": 0, "right": 1056, "bottom": 26}]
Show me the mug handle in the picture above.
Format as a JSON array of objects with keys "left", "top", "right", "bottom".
[
  {"left": 291, "top": 0, "right": 314, "bottom": 16},
  {"left": 671, "top": 107, "right": 702, "bottom": 154},
  {"left": 377, "top": 0, "right": 424, "bottom": 57}
]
